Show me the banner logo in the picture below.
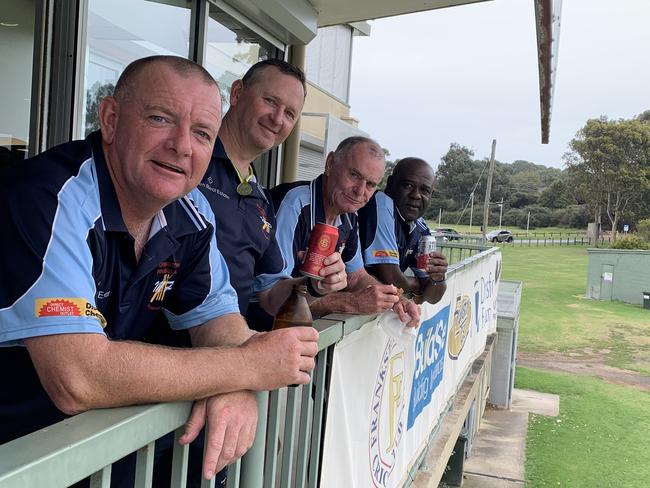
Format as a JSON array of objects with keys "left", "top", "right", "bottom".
[
  {"left": 407, "top": 306, "right": 450, "bottom": 429},
  {"left": 448, "top": 295, "right": 471, "bottom": 359},
  {"left": 369, "top": 338, "right": 405, "bottom": 488}
]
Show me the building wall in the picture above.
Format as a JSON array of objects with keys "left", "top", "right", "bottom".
[
  {"left": 586, "top": 249, "right": 650, "bottom": 305},
  {"left": 304, "top": 25, "right": 353, "bottom": 103}
]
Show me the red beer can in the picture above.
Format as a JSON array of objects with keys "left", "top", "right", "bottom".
[
  {"left": 300, "top": 223, "right": 339, "bottom": 280},
  {"left": 416, "top": 235, "right": 437, "bottom": 270}
]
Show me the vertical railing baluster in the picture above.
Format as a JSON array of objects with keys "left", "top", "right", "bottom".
[
  {"left": 171, "top": 427, "right": 189, "bottom": 488},
  {"left": 89, "top": 465, "right": 111, "bottom": 488},
  {"left": 308, "top": 349, "right": 328, "bottom": 488},
  {"left": 240, "top": 390, "right": 269, "bottom": 488},
  {"left": 263, "top": 389, "right": 282, "bottom": 488},
  {"left": 226, "top": 460, "right": 240, "bottom": 488},
  {"left": 135, "top": 442, "right": 155, "bottom": 488},
  {"left": 279, "top": 386, "right": 300, "bottom": 487},
  {"left": 295, "top": 377, "right": 314, "bottom": 486}
]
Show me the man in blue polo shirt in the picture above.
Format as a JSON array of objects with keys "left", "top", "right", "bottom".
[
  {"left": 0, "top": 56, "right": 318, "bottom": 483},
  {"left": 358, "top": 157, "right": 448, "bottom": 304},
  {"left": 199, "top": 60, "right": 345, "bottom": 330},
  {"left": 255, "top": 136, "right": 420, "bottom": 326}
]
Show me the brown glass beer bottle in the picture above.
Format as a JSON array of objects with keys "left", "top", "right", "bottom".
[{"left": 272, "top": 280, "right": 313, "bottom": 330}]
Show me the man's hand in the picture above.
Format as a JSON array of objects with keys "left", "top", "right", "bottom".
[
  {"left": 312, "top": 252, "right": 347, "bottom": 294},
  {"left": 179, "top": 391, "right": 258, "bottom": 480},
  {"left": 392, "top": 297, "right": 420, "bottom": 327},
  {"left": 348, "top": 284, "right": 402, "bottom": 314},
  {"left": 241, "top": 327, "right": 319, "bottom": 390},
  {"left": 424, "top": 251, "right": 448, "bottom": 282}
]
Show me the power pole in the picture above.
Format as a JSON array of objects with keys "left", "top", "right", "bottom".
[
  {"left": 438, "top": 208, "right": 442, "bottom": 227},
  {"left": 482, "top": 139, "right": 497, "bottom": 240},
  {"left": 469, "top": 192, "right": 474, "bottom": 235},
  {"left": 498, "top": 197, "right": 504, "bottom": 228}
]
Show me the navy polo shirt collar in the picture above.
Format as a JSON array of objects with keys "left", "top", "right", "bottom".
[
  {"left": 89, "top": 131, "right": 128, "bottom": 233},
  {"left": 310, "top": 174, "right": 347, "bottom": 230}
]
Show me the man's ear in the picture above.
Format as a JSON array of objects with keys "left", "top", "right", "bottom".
[
  {"left": 324, "top": 152, "right": 335, "bottom": 175},
  {"left": 229, "top": 80, "right": 244, "bottom": 107},
  {"left": 98, "top": 97, "right": 119, "bottom": 145}
]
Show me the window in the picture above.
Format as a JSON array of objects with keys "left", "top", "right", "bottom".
[
  {"left": 80, "top": 0, "right": 193, "bottom": 137},
  {"left": 205, "top": 3, "right": 282, "bottom": 111},
  {"left": 0, "top": 0, "right": 36, "bottom": 168}
]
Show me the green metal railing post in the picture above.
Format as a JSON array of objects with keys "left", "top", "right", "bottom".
[{"left": 239, "top": 390, "right": 269, "bottom": 488}]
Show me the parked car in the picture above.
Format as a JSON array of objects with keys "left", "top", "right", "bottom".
[
  {"left": 434, "top": 227, "right": 462, "bottom": 241},
  {"left": 486, "top": 229, "right": 514, "bottom": 243}
]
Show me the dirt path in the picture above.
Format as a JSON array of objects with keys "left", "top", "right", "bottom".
[{"left": 517, "top": 351, "right": 650, "bottom": 393}]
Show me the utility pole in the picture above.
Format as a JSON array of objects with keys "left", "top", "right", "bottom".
[
  {"left": 526, "top": 211, "right": 531, "bottom": 235},
  {"left": 438, "top": 208, "right": 442, "bottom": 227},
  {"left": 498, "top": 197, "right": 504, "bottom": 228},
  {"left": 482, "top": 139, "right": 497, "bottom": 240},
  {"left": 469, "top": 192, "right": 474, "bottom": 235}
]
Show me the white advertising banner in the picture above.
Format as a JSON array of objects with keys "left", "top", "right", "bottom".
[{"left": 320, "top": 250, "right": 501, "bottom": 487}]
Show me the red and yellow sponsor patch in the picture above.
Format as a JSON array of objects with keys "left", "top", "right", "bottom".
[
  {"left": 372, "top": 249, "right": 399, "bottom": 258},
  {"left": 35, "top": 298, "right": 107, "bottom": 328}
]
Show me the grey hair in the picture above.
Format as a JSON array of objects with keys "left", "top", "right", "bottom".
[{"left": 332, "top": 136, "right": 384, "bottom": 164}]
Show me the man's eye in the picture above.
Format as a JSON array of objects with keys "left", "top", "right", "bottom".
[
  {"left": 195, "top": 130, "right": 211, "bottom": 141},
  {"left": 285, "top": 111, "right": 295, "bottom": 121},
  {"left": 149, "top": 115, "right": 168, "bottom": 123}
]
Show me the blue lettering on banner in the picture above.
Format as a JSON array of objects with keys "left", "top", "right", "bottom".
[{"left": 407, "top": 306, "right": 450, "bottom": 429}]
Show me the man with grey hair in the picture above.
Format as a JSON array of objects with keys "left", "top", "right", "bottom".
[{"left": 253, "top": 136, "right": 420, "bottom": 327}]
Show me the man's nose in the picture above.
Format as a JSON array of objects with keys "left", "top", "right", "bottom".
[
  {"left": 270, "top": 107, "right": 283, "bottom": 126},
  {"left": 168, "top": 124, "right": 192, "bottom": 158}
]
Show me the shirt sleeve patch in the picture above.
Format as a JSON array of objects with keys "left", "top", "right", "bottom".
[
  {"left": 35, "top": 298, "right": 107, "bottom": 328},
  {"left": 372, "top": 250, "right": 399, "bottom": 258}
]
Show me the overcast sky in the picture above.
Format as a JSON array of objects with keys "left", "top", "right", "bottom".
[{"left": 349, "top": 0, "right": 650, "bottom": 170}]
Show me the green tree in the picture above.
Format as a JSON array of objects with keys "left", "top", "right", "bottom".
[
  {"left": 435, "top": 144, "right": 483, "bottom": 210},
  {"left": 565, "top": 117, "right": 650, "bottom": 238},
  {"left": 85, "top": 82, "right": 115, "bottom": 136}
]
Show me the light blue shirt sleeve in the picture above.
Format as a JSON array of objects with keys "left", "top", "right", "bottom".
[{"left": 364, "top": 193, "right": 400, "bottom": 266}]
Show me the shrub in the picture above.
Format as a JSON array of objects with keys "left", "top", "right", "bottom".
[
  {"left": 610, "top": 234, "right": 650, "bottom": 250},
  {"left": 637, "top": 218, "right": 650, "bottom": 242}
]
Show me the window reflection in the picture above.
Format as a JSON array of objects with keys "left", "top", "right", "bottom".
[
  {"left": 205, "top": 4, "right": 279, "bottom": 111},
  {"left": 0, "top": 0, "right": 35, "bottom": 168},
  {"left": 81, "top": 0, "right": 192, "bottom": 136}
]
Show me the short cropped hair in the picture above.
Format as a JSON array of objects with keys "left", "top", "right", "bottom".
[
  {"left": 333, "top": 136, "right": 384, "bottom": 164},
  {"left": 241, "top": 59, "right": 307, "bottom": 96},
  {"left": 113, "top": 55, "right": 218, "bottom": 101},
  {"left": 391, "top": 157, "right": 431, "bottom": 179}
]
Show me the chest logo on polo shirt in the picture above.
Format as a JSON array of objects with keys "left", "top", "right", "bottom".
[
  {"left": 150, "top": 274, "right": 175, "bottom": 305},
  {"left": 148, "top": 261, "right": 180, "bottom": 310},
  {"left": 256, "top": 204, "right": 272, "bottom": 239},
  {"left": 35, "top": 298, "right": 107, "bottom": 328},
  {"left": 405, "top": 248, "right": 414, "bottom": 257}
]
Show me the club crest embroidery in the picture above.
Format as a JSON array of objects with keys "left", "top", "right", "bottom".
[
  {"left": 257, "top": 204, "right": 272, "bottom": 239},
  {"left": 148, "top": 261, "right": 180, "bottom": 310}
]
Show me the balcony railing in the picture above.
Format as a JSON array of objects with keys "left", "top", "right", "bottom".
[{"left": 0, "top": 243, "right": 496, "bottom": 488}]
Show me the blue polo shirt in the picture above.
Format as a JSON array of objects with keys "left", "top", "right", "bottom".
[
  {"left": 198, "top": 139, "right": 286, "bottom": 314},
  {"left": 254, "top": 174, "right": 364, "bottom": 293},
  {"left": 358, "top": 191, "right": 430, "bottom": 278},
  {"left": 0, "top": 131, "right": 239, "bottom": 444}
]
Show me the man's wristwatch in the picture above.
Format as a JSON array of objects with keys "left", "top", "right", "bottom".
[{"left": 430, "top": 278, "right": 446, "bottom": 286}]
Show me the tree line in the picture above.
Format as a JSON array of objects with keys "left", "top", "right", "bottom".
[{"left": 382, "top": 110, "right": 650, "bottom": 232}]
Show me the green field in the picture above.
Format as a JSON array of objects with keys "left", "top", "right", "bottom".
[
  {"left": 516, "top": 367, "right": 650, "bottom": 488},
  {"left": 499, "top": 246, "right": 650, "bottom": 375},
  {"left": 498, "top": 246, "right": 650, "bottom": 487}
]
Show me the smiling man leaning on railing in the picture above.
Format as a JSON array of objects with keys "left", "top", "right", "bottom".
[{"left": 0, "top": 55, "right": 318, "bottom": 487}]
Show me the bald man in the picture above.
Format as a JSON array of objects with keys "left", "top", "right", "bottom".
[{"left": 358, "top": 157, "right": 448, "bottom": 304}]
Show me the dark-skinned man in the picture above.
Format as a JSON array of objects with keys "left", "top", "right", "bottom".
[{"left": 358, "top": 157, "right": 449, "bottom": 304}]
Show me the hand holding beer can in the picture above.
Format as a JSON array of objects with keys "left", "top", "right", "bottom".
[
  {"left": 416, "top": 235, "right": 437, "bottom": 271},
  {"left": 300, "top": 223, "right": 339, "bottom": 280}
]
